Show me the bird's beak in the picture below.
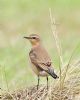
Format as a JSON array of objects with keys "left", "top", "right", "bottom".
[{"left": 24, "top": 36, "right": 32, "bottom": 39}]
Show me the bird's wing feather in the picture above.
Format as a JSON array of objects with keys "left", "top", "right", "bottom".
[{"left": 29, "top": 46, "right": 52, "bottom": 71}]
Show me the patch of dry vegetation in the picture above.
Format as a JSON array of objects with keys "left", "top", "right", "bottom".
[{"left": 1, "top": 60, "right": 80, "bottom": 100}]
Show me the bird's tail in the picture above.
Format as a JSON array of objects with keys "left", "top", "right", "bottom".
[{"left": 47, "top": 67, "right": 59, "bottom": 79}]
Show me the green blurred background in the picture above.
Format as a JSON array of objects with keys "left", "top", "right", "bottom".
[{"left": 0, "top": 0, "right": 80, "bottom": 91}]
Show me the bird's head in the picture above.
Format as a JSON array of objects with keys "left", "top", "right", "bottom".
[{"left": 24, "top": 34, "right": 41, "bottom": 46}]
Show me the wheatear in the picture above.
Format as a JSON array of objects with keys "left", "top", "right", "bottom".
[{"left": 24, "top": 34, "right": 59, "bottom": 89}]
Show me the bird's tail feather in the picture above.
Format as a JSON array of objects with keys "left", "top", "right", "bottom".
[{"left": 47, "top": 67, "right": 59, "bottom": 79}]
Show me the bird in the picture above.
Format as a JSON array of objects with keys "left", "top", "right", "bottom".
[{"left": 24, "top": 34, "right": 59, "bottom": 90}]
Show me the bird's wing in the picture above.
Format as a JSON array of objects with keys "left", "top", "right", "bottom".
[{"left": 29, "top": 46, "right": 52, "bottom": 71}]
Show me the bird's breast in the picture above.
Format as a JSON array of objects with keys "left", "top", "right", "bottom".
[{"left": 30, "top": 63, "right": 39, "bottom": 75}]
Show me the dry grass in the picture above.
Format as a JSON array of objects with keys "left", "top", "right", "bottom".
[{"left": 1, "top": 61, "right": 80, "bottom": 100}]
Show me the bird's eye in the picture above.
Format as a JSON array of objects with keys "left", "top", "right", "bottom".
[{"left": 33, "top": 37, "right": 36, "bottom": 39}]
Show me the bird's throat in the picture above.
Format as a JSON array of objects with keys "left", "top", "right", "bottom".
[{"left": 31, "top": 42, "right": 40, "bottom": 48}]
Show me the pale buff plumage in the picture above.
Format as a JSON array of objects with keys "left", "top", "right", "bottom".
[{"left": 24, "top": 34, "right": 59, "bottom": 89}]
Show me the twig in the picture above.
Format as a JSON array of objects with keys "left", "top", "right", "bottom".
[
  {"left": 49, "top": 8, "right": 63, "bottom": 66},
  {"left": 49, "top": 8, "right": 62, "bottom": 100}
]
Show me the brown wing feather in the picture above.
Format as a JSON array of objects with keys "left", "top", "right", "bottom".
[{"left": 29, "top": 45, "right": 52, "bottom": 71}]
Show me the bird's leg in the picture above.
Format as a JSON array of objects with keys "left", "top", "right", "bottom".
[
  {"left": 47, "top": 76, "right": 48, "bottom": 90},
  {"left": 37, "top": 75, "right": 40, "bottom": 90}
]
